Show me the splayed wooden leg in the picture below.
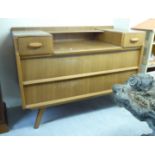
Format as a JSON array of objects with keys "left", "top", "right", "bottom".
[{"left": 34, "top": 108, "right": 45, "bottom": 129}]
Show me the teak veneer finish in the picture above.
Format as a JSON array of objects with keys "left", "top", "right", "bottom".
[{"left": 12, "top": 26, "right": 145, "bottom": 128}]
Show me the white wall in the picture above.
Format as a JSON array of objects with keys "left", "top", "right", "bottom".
[{"left": 0, "top": 0, "right": 155, "bottom": 107}]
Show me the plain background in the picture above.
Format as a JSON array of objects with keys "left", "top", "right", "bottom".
[
  {"left": 0, "top": 0, "right": 155, "bottom": 108},
  {"left": 1, "top": 0, "right": 155, "bottom": 154}
]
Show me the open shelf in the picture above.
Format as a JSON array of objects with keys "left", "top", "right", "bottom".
[
  {"left": 52, "top": 32, "right": 123, "bottom": 55},
  {"left": 54, "top": 40, "right": 122, "bottom": 55}
]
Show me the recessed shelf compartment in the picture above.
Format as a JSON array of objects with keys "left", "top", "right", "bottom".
[
  {"left": 54, "top": 40, "right": 122, "bottom": 55},
  {"left": 51, "top": 32, "right": 122, "bottom": 55}
]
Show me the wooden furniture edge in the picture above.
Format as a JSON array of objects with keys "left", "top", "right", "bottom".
[
  {"left": 15, "top": 52, "right": 26, "bottom": 109},
  {"left": 132, "top": 27, "right": 155, "bottom": 32},
  {"left": 53, "top": 46, "right": 126, "bottom": 56},
  {"left": 11, "top": 26, "right": 114, "bottom": 33},
  {"left": 138, "top": 47, "right": 145, "bottom": 72}
]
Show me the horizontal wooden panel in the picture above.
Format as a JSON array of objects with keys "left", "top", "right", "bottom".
[
  {"left": 12, "top": 26, "right": 113, "bottom": 34},
  {"left": 21, "top": 50, "right": 140, "bottom": 81},
  {"left": 23, "top": 67, "right": 138, "bottom": 86},
  {"left": 24, "top": 70, "right": 136, "bottom": 106}
]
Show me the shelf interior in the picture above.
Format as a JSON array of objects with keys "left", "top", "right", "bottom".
[
  {"left": 54, "top": 40, "right": 122, "bottom": 54},
  {"left": 52, "top": 32, "right": 122, "bottom": 55}
]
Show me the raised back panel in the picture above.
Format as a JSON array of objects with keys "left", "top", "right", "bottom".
[{"left": 53, "top": 33, "right": 98, "bottom": 41}]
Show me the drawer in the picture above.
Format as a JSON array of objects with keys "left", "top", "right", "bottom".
[
  {"left": 122, "top": 33, "right": 145, "bottom": 48},
  {"left": 18, "top": 36, "right": 53, "bottom": 56},
  {"left": 97, "top": 30, "right": 145, "bottom": 48},
  {"left": 24, "top": 70, "right": 137, "bottom": 106},
  {"left": 22, "top": 50, "right": 140, "bottom": 81}
]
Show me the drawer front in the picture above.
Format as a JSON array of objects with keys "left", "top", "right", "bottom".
[
  {"left": 18, "top": 36, "right": 53, "bottom": 56},
  {"left": 21, "top": 50, "right": 140, "bottom": 81},
  {"left": 122, "top": 33, "right": 145, "bottom": 48},
  {"left": 24, "top": 70, "right": 136, "bottom": 106}
]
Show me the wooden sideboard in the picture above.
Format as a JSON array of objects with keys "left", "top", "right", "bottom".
[{"left": 11, "top": 26, "right": 145, "bottom": 128}]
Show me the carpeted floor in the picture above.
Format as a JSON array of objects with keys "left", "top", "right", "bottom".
[{"left": 0, "top": 95, "right": 151, "bottom": 136}]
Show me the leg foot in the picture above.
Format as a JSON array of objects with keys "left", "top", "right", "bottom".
[{"left": 34, "top": 108, "right": 45, "bottom": 129}]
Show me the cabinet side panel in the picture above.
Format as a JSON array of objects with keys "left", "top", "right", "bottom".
[{"left": 15, "top": 53, "right": 26, "bottom": 108}]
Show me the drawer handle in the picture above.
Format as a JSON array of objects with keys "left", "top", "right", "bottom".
[
  {"left": 28, "top": 42, "right": 43, "bottom": 49},
  {"left": 130, "top": 38, "right": 139, "bottom": 43}
]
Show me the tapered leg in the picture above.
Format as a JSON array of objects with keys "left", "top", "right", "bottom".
[{"left": 34, "top": 108, "right": 45, "bottom": 129}]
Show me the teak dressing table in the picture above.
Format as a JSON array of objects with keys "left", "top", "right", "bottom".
[{"left": 11, "top": 26, "right": 145, "bottom": 128}]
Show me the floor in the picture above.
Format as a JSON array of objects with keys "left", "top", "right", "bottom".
[{"left": 0, "top": 95, "right": 152, "bottom": 136}]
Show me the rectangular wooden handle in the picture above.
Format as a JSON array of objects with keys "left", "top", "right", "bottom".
[{"left": 28, "top": 42, "right": 43, "bottom": 49}]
